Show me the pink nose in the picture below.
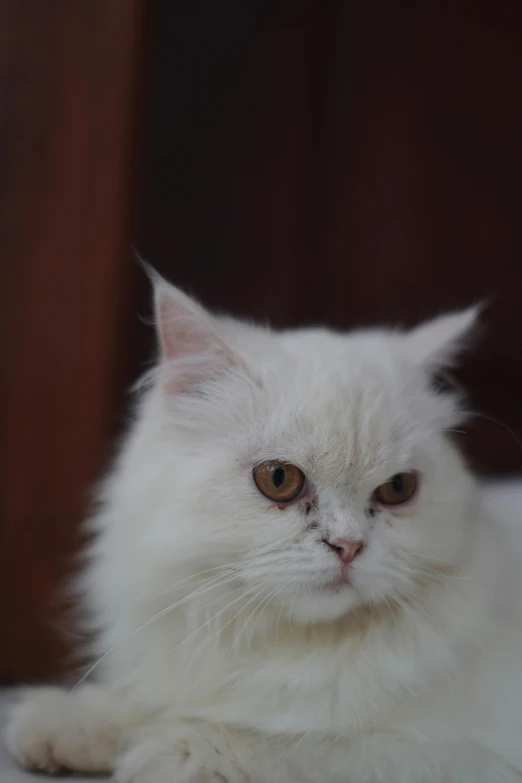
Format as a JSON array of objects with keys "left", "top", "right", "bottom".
[{"left": 325, "top": 538, "right": 364, "bottom": 565}]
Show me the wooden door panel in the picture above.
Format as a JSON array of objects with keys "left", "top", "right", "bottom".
[{"left": 0, "top": 0, "right": 144, "bottom": 682}]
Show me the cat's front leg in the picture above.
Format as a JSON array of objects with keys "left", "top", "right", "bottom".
[
  {"left": 5, "top": 684, "right": 145, "bottom": 775},
  {"left": 115, "top": 721, "right": 276, "bottom": 783}
]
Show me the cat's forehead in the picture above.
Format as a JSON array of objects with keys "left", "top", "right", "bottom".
[
  {"left": 225, "top": 321, "right": 402, "bottom": 380},
  {"left": 254, "top": 380, "right": 414, "bottom": 481},
  {"left": 260, "top": 327, "right": 407, "bottom": 402},
  {"left": 243, "top": 328, "right": 421, "bottom": 480}
]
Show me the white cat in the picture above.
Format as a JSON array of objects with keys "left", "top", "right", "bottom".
[{"left": 6, "top": 276, "right": 522, "bottom": 782}]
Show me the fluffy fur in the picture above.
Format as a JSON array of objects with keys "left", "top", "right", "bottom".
[{"left": 6, "top": 279, "right": 522, "bottom": 782}]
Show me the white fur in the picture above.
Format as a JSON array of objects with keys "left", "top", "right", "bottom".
[{"left": 6, "top": 282, "right": 522, "bottom": 782}]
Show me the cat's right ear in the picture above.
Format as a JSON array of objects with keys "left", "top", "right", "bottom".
[
  {"left": 403, "top": 305, "right": 482, "bottom": 371},
  {"left": 148, "top": 269, "right": 242, "bottom": 393}
]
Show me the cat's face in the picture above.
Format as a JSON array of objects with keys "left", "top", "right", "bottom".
[{"left": 135, "top": 277, "right": 477, "bottom": 624}]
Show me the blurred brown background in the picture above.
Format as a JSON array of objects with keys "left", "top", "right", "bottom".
[{"left": 1, "top": 0, "right": 521, "bottom": 683}]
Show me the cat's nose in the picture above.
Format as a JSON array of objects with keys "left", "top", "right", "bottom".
[{"left": 324, "top": 538, "right": 364, "bottom": 565}]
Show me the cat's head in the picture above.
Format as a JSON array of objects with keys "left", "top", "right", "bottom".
[{"left": 125, "top": 275, "right": 479, "bottom": 624}]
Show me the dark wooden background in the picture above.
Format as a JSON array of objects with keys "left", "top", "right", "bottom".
[{"left": 1, "top": 0, "right": 521, "bottom": 683}]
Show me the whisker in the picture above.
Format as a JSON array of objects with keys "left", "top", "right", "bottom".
[
  {"left": 232, "top": 586, "right": 277, "bottom": 651},
  {"left": 71, "top": 571, "right": 240, "bottom": 691},
  {"left": 167, "top": 584, "right": 268, "bottom": 657},
  {"left": 247, "top": 586, "right": 285, "bottom": 646},
  {"left": 144, "top": 564, "right": 244, "bottom": 605},
  {"left": 468, "top": 411, "right": 522, "bottom": 455},
  {"left": 274, "top": 587, "right": 289, "bottom": 643},
  {"left": 399, "top": 550, "right": 461, "bottom": 568},
  {"left": 287, "top": 585, "right": 301, "bottom": 632},
  {"left": 394, "top": 588, "right": 437, "bottom": 627}
]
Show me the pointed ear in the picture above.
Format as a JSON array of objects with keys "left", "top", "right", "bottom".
[
  {"left": 404, "top": 305, "right": 482, "bottom": 370},
  {"left": 154, "top": 278, "right": 216, "bottom": 361},
  {"left": 149, "top": 271, "right": 241, "bottom": 392}
]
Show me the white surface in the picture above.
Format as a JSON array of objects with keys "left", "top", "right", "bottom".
[{"left": 0, "top": 690, "right": 99, "bottom": 782}]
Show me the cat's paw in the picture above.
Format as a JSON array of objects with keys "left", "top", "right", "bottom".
[
  {"left": 5, "top": 685, "right": 124, "bottom": 774},
  {"left": 116, "top": 723, "right": 249, "bottom": 783}
]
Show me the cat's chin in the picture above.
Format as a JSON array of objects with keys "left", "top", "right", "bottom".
[
  {"left": 285, "top": 582, "right": 363, "bottom": 625},
  {"left": 323, "top": 575, "right": 353, "bottom": 592}
]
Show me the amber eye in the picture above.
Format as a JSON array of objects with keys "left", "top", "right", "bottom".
[
  {"left": 253, "top": 461, "right": 305, "bottom": 503},
  {"left": 374, "top": 472, "right": 418, "bottom": 506}
]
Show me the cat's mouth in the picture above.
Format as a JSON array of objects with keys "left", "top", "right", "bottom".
[{"left": 322, "top": 571, "right": 353, "bottom": 592}]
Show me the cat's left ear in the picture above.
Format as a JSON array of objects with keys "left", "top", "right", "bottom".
[
  {"left": 404, "top": 305, "right": 482, "bottom": 370},
  {"left": 148, "top": 268, "right": 244, "bottom": 393}
]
